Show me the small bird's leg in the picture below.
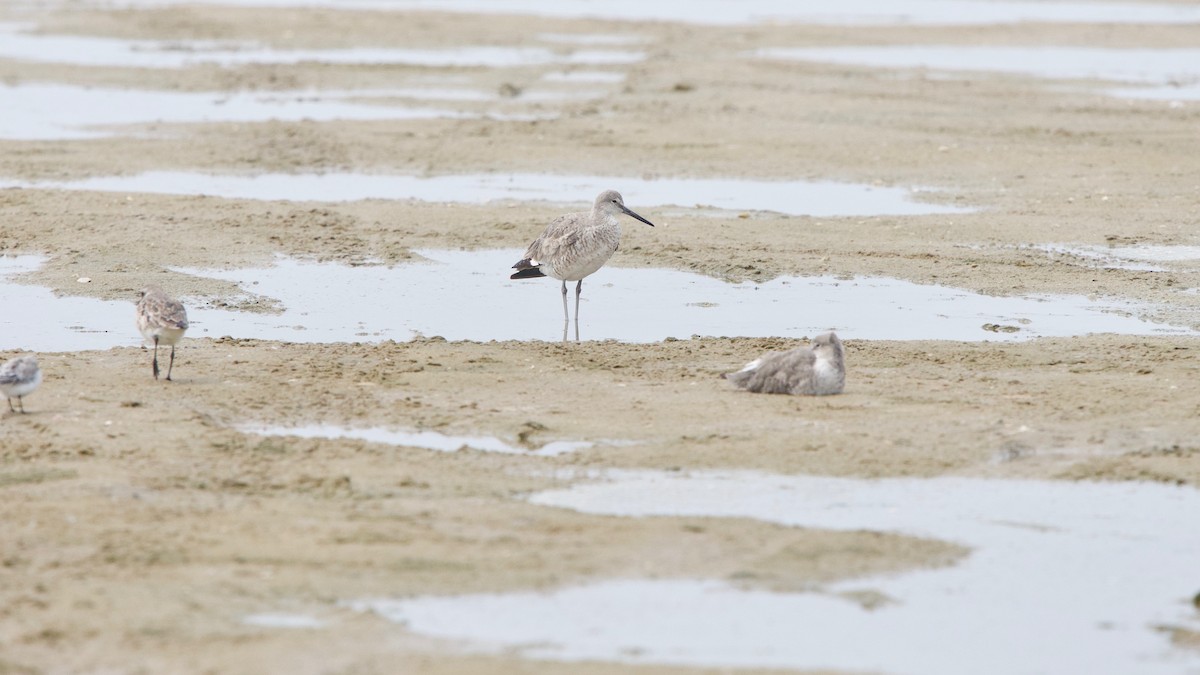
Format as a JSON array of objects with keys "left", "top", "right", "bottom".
[
  {"left": 166, "top": 345, "right": 177, "bottom": 382},
  {"left": 575, "top": 280, "right": 583, "bottom": 342},
  {"left": 6, "top": 397, "right": 13, "bottom": 413},
  {"left": 152, "top": 336, "right": 161, "bottom": 380},
  {"left": 17, "top": 396, "right": 25, "bottom": 414}
]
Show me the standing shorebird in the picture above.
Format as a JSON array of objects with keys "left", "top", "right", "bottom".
[
  {"left": 136, "top": 286, "right": 189, "bottom": 381},
  {"left": 722, "top": 332, "right": 846, "bottom": 396},
  {"left": 0, "top": 355, "right": 41, "bottom": 413},
  {"left": 510, "top": 189, "right": 655, "bottom": 341}
]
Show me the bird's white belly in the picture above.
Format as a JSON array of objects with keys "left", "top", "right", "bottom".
[{"left": 142, "top": 325, "right": 187, "bottom": 346}]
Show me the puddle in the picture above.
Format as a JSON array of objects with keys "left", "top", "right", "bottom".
[
  {"left": 1100, "top": 245, "right": 1200, "bottom": 262},
  {"left": 241, "top": 423, "right": 597, "bottom": 456},
  {"left": 242, "top": 613, "right": 326, "bottom": 629},
  {"left": 374, "top": 86, "right": 605, "bottom": 102},
  {"left": 1106, "top": 83, "right": 1200, "bottom": 102},
  {"left": 0, "top": 255, "right": 142, "bottom": 352},
  {"left": 0, "top": 79, "right": 630, "bottom": 139},
  {"left": 1, "top": 250, "right": 1191, "bottom": 352},
  {"left": 349, "top": 470, "right": 1200, "bottom": 674},
  {"left": 63, "top": 1, "right": 1200, "bottom": 26},
  {"left": 0, "top": 83, "right": 499, "bottom": 141},
  {"left": 0, "top": 171, "right": 969, "bottom": 217},
  {"left": 1033, "top": 244, "right": 1200, "bottom": 272},
  {"left": 0, "top": 23, "right": 644, "bottom": 69},
  {"left": 754, "top": 46, "right": 1200, "bottom": 89}
]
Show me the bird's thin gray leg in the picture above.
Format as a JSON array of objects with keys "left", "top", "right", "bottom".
[
  {"left": 166, "top": 345, "right": 177, "bottom": 382},
  {"left": 17, "top": 396, "right": 25, "bottom": 414},
  {"left": 561, "top": 280, "right": 569, "bottom": 342},
  {"left": 559, "top": 277, "right": 568, "bottom": 321},
  {"left": 152, "top": 336, "right": 160, "bottom": 380},
  {"left": 575, "top": 280, "right": 582, "bottom": 342},
  {"left": 6, "top": 397, "right": 13, "bottom": 413}
]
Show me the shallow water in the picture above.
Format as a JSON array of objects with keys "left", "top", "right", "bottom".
[
  {"left": 241, "top": 423, "right": 598, "bottom": 456},
  {"left": 1106, "top": 83, "right": 1200, "bottom": 102},
  {"left": 755, "top": 46, "right": 1200, "bottom": 88},
  {"left": 1034, "top": 244, "right": 1200, "bottom": 272},
  {"left": 0, "top": 171, "right": 968, "bottom": 217},
  {"left": 60, "top": 0, "right": 1200, "bottom": 26},
  {"left": 349, "top": 470, "right": 1200, "bottom": 674},
  {"left": 0, "top": 83, "right": 494, "bottom": 141},
  {"left": 1, "top": 250, "right": 1190, "bottom": 352},
  {"left": 242, "top": 613, "right": 326, "bottom": 629},
  {"left": 1086, "top": 244, "right": 1200, "bottom": 263},
  {"left": 0, "top": 255, "right": 141, "bottom": 352},
  {"left": 0, "top": 22, "right": 644, "bottom": 69}
]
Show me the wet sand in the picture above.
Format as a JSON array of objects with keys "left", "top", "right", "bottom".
[{"left": 1, "top": 3, "right": 1199, "bottom": 673}]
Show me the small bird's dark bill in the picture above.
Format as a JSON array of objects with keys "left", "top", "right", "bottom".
[{"left": 621, "top": 205, "right": 655, "bottom": 227}]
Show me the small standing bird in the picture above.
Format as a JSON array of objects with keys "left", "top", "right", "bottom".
[
  {"left": 136, "top": 286, "right": 189, "bottom": 381},
  {"left": 722, "top": 332, "right": 845, "bottom": 396},
  {"left": 511, "top": 189, "right": 655, "bottom": 341},
  {"left": 0, "top": 355, "right": 42, "bottom": 413}
]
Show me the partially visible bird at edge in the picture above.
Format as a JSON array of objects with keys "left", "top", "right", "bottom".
[
  {"left": 723, "top": 332, "right": 846, "bottom": 396},
  {"left": 0, "top": 355, "right": 42, "bottom": 413},
  {"left": 510, "top": 189, "right": 655, "bottom": 342}
]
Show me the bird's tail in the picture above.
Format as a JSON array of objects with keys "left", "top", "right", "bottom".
[
  {"left": 721, "top": 370, "right": 752, "bottom": 388},
  {"left": 510, "top": 262, "right": 547, "bottom": 280}
]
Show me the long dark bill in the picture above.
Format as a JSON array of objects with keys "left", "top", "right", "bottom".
[{"left": 620, "top": 205, "right": 655, "bottom": 227}]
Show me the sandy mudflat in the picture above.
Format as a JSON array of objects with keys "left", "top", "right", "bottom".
[{"left": 1, "top": 2, "right": 1198, "bottom": 673}]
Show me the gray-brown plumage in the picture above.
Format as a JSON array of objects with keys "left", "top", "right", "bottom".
[
  {"left": 0, "top": 355, "right": 42, "bottom": 413},
  {"left": 511, "top": 189, "right": 654, "bottom": 341},
  {"left": 136, "top": 286, "right": 188, "bottom": 381},
  {"left": 722, "top": 332, "right": 845, "bottom": 396}
]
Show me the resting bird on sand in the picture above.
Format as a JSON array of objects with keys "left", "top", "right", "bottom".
[
  {"left": 0, "top": 355, "right": 42, "bottom": 413},
  {"left": 510, "top": 189, "right": 654, "bottom": 341},
  {"left": 136, "top": 286, "right": 189, "bottom": 381},
  {"left": 722, "top": 332, "right": 845, "bottom": 396}
]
